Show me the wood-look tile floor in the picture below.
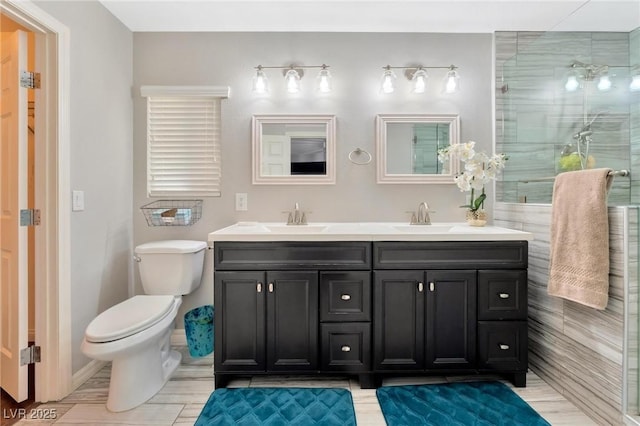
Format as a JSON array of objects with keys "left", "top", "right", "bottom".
[{"left": 11, "top": 347, "right": 597, "bottom": 425}]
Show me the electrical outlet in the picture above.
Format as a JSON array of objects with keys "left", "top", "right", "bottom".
[{"left": 235, "top": 193, "right": 248, "bottom": 211}]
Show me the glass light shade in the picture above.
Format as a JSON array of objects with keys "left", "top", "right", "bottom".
[
  {"left": 284, "top": 69, "right": 301, "bottom": 93},
  {"left": 316, "top": 67, "right": 332, "bottom": 93},
  {"left": 597, "top": 74, "right": 612, "bottom": 91},
  {"left": 411, "top": 69, "right": 428, "bottom": 94},
  {"left": 380, "top": 68, "right": 396, "bottom": 94},
  {"left": 630, "top": 74, "right": 640, "bottom": 92},
  {"left": 252, "top": 69, "right": 269, "bottom": 94},
  {"left": 443, "top": 69, "right": 459, "bottom": 94},
  {"left": 565, "top": 74, "right": 580, "bottom": 91}
]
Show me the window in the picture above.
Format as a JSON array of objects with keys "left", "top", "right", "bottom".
[{"left": 140, "top": 86, "right": 229, "bottom": 197}]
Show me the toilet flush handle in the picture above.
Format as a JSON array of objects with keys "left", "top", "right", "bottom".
[{"left": 133, "top": 255, "right": 141, "bottom": 262}]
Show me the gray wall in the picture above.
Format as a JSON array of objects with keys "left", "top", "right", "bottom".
[
  {"left": 132, "top": 32, "right": 494, "bottom": 323},
  {"left": 33, "top": 1, "right": 134, "bottom": 374}
]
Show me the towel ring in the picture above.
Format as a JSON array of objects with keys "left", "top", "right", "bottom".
[{"left": 348, "top": 148, "right": 372, "bottom": 165}]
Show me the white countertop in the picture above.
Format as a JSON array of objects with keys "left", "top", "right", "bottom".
[{"left": 208, "top": 222, "right": 534, "bottom": 242}]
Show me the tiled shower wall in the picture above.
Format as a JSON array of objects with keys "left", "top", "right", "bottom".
[
  {"left": 495, "top": 31, "right": 636, "bottom": 204},
  {"left": 494, "top": 204, "right": 638, "bottom": 425}
]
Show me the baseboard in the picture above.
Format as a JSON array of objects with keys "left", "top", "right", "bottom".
[
  {"left": 171, "top": 328, "right": 187, "bottom": 346},
  {"left": 71, "top": 359, "right": 107, "bottom": 392}
]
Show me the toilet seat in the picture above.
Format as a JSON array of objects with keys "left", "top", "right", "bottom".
[{"left": 85, "top": 295, "right": 177, "bottom": 343}]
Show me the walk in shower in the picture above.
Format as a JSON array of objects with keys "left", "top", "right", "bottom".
[{"left": 494, "top": 27, "right": 640, "bottom": 425}]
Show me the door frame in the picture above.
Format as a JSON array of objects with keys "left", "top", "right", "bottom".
[{"left": 1, "top": 0, "right": 71, "bottom": 402}]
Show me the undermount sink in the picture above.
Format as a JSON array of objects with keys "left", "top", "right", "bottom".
[
  {"left": 264, "top": 224, "right": 328, "bottom": 233},
  {"left": 392, "top": 224, "right": 453, "bottom": 233}
]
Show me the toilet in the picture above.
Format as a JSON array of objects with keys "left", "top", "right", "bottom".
[{"left": 81, "top": 240, "right": 207, "bottom": 412}]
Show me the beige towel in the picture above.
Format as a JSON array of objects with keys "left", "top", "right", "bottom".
[{"left": 548, "top": 168, "right": 613, "bottom": 310}]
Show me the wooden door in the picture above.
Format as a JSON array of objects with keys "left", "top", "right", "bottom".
[{"left": 0, "top": 29, "right": 29, "bottom": 402}]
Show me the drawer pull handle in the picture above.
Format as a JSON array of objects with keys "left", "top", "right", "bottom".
[
  {"left": 499, "top": 293, "right": 510, "bottom": 299},
  {"left": 418, "top": 282, "right": 424, "bottom": 292},
  {"left": 268, "top": 283, "right": 274, "bottom": 293},
  {"left": 341, "top": 294, "right": 351, "bottom": 301},
  {"left": 341, "top": 345, "right": 351, "bottom": 352},
  {"left": 257, "top": 283, "right": 262, "bottom": 293},
  {"left": 499, "top": 344, "right": 510, "bottom": 350}
]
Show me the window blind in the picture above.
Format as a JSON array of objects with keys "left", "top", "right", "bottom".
[{"left": 142, "top": 86, "right": 229, "bottom": 197}]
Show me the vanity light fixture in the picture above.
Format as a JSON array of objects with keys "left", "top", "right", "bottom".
[
  {"left": 252, "top": 64, "right": 332, "bottom": 95},
  {"left": 565, "top": 61, "right": 616, "bottom": 92},
  {"left": 380, "top": 64, "right": 459, "bottom": 95},
  {"left": 630, "top": 66, "right": 640, "bottom": 92}
]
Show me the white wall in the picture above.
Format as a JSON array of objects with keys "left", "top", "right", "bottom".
[
  {"left": 33, "top": 1, "right": 134, "bottom": 374},
  {"left": 133, "top": 32, "right": 494, "bottom": 325}
]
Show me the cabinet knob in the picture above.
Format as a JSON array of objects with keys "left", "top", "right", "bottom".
[
  {"left": 268, "top": 283, "right": 274, "bottom": 293},
  {"left": 499, "top": 344, "right": 510, "bottom": 350},
  {"left": 429, "top": 282, "right": 435, "bottom": 292},
  {"left": 499, "top": 293, "right": 510, "bottom": 299},
  {"left": 418, "top": 282, "right": 424, "bottom": 292},
  {"left": 257, "top": 282, "right": 262, "bottom": 293},
  {"left": 341, "top": 345, "right": 351, "bottom": 352},
  {"left": 340, "top": 294, "right": 351, "bottom": 301}
]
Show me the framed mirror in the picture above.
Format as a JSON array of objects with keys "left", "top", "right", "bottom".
[
  {"left": 375, "top": 114, "right": 460, "bottom": 184},
  {"left": 252, "top": 114, "right": 336, "bottom": 185}
]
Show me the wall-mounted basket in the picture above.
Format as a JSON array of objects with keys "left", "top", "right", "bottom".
[{"left": 141, "top": 200, "right": 202, "bottom": 226}]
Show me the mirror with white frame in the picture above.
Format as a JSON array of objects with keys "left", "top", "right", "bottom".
[
  {"left": 375, "top": 114, "right": 460, "bottom": 184},
  {"left": 252, "top": 114, "right": 336, "bottom": 184}
]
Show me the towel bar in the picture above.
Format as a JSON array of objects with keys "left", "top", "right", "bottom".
[{"left": 518, "top": 169, "right": 629, "bottom": 183}]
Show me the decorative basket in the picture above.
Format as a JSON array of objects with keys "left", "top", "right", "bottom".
[{"left": 141, "top": 200, "right": 202, "bottom": 226}]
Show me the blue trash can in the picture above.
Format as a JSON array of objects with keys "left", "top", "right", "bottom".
[{"left": 184, "top": 305, "right": 214, "bottom": 357}]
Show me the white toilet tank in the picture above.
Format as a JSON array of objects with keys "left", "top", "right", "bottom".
[{"left": 135, "top": 240, "right": 207, "bottom": 295}]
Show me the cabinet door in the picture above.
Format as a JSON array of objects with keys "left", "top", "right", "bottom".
[
  {"left": 425, "top": 270, "right": 476, "bottom": 369},
  {"left": 214, "top": 271, "right": 265, "bottom": 372},
  {"left": 374, "top": 270, "right": 425, "bottom": 371},
  {"left": 266, "top": 271, "right": 319, "bottom": 371}
]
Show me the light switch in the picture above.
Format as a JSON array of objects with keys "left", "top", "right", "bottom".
[
  {"left": 235, "top": 193, "right": 248, "bottom": 211},
  {"left": 72, "top": 190, "right": 85, "bottom": 211}
]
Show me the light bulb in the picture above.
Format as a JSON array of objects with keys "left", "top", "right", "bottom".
[
  {"left": 443, "top": 68, "right": 459, "bottom": 94},
  {"left": 284, "top": 69, "right": 301, "bottom": 93},
  {"left": 252, "top": 67, "right": 269, "bottom": 94},
  {"left": 411, "top": 68, "right": 428, "bottom": 94},
  {"left": 630, "top": 74, "right": 640, "bottom": 92},
  {"left": 316, "top": 66, "right": 332, "bottom": 93},
  {"left": 380, "top": 67, "right": 396, "bottom": 94},
  {"left": 565, "top": 74, "right": 580, "bottom": 91},
  {"left": 597, "top": 74, "right": 612, "bottom": 91}
]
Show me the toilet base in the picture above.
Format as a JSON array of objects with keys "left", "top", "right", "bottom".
[{"left": 106, "top": 327, "right": 181, "bottom": 412}]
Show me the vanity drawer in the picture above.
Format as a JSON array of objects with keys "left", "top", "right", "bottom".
[
  {"left": 321, "top": 323, "right": 371, "bottom": 372},
  {"left": 373, "top": 241, "right": 528, "bottom": 270},
  {"left": 477, "top": 321, "right": 527, "bottom": 371},
  {"left": 477, "top": 270, "right": 527, "bottom": 320},
  {"left": 320, "top": 271, "right": 371, "bottom": 322},
  {"left": 214, "top": 242, "right": 371, "bottom": 270}
]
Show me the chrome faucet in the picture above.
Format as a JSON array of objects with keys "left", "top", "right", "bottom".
[
  {"left": 286, "top": 202, "right": 307, "bottom": 225},
  {"left": 410, "top": 202, "right": 432, "bottom": 225}
]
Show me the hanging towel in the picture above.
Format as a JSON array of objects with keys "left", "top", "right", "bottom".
[{"left": 548, "top": 168, "right": 614, "bottom": 310}]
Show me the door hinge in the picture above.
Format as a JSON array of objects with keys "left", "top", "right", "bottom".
[
  {"left": 20, "top": 345, "right": 41, "bottom": 366},
  {"left": 20, "top": 209, "right": 41, "bottom": 226},
  {"left": 20, "top": 70, "right": 41, "bottom": 89}
]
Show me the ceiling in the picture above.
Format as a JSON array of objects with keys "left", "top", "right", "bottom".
[{"left": 98, "top": 0, "right": 640, "bottom": 33}]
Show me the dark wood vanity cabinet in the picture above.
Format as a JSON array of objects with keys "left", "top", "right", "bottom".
[{"left": 213, "top": 240, "right": 528, "bottom": 388}]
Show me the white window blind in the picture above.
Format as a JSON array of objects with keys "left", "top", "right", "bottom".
[{"left": 141, "top": 86, "right": 229, "bottom": 197}]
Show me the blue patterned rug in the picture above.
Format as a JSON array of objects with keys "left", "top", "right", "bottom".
[
  {"left": 377, "top": 381, "right": 551, "bottom": 426},
  {"left": 195, "top": 387, "right": 357, "bottom": 425}
]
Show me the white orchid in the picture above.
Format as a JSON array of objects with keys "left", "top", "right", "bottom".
[{"left": 438, "top": 142, "right": 508, "bottom": 212}]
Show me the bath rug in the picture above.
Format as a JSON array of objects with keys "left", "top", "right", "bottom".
[
  {"left": 376, "top": 381, "right": 550, "bottom": 426},
  {"left": 194, "top": 387, "right": 356, "bottom": 425}
]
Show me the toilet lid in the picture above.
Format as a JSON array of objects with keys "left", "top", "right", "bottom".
[{"left": 85, "top": 295, "right": 176, "bottom": 343}]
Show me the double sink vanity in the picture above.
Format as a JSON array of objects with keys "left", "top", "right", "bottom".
[{"left": 208, "top": 221, "right": 533, "bottom": 389}]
